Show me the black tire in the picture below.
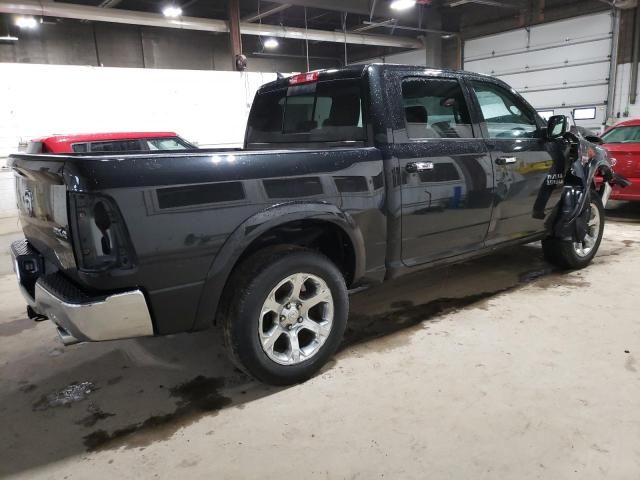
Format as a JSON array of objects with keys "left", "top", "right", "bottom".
[
  {"left": 542, "top": 191, "right": 605, "bottom": 270},
  {"left": 221, "top": 246, "right": 348, "bottom": 385}
]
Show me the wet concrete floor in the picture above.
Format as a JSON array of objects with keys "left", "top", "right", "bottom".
[{"left": 1, "top": 202, "right": 639, "bottom": 479}]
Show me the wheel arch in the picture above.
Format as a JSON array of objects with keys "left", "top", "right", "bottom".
[{"left": 192, "top": 202, "right": 366, "bottom": 330}]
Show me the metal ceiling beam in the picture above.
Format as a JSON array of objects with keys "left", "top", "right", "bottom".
[
  {"left": 446, "top": 0, "right": 523, "bottom": 8},
  {"left": 361, "top": 20, "right": 456, "bottom": 35},
  {"left": 267, "top": 0, "right": 374, "bottom": 16},
  {"left": 98, "top": 0, "right": 123, "bottom": 7},
  {"left": 0, "top": 0, "right": 423, "bottom": 48},
  {"left": 351, "top": 18, "right": 396, "bottom": 33},
  {"left": 242, "top": 3, "right": 291, "bottom": 23}
]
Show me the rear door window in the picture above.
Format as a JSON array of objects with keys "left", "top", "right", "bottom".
[
  {"left": 246, "top": 78, "right": 365, "bottom": 144},
  {"left": 401, "top": 77, "right": 474, "bottom": 139}
]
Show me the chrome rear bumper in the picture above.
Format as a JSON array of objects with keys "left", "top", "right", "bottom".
[
  {"left": 11, "top": 240, "right": 154, "bottom": 345},
  {"left": 34, "top": 282, "right": 154, "bottom": 345}
]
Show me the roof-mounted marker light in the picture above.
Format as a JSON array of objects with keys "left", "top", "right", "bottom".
[
  {"left": 162, "top": 5, "right": 182, "bottom": 18},
  {"left": 264, "top": 38, "right": 279, "bottom": 49},
  {"left": 289, "top": 71, "right": 319, "bottom": 85},
  {"left": 390, "top": 0, "right": 416, "bottom": 10},
  {"left": 15, "top": 16, "right": 37, "bottom": 29}
]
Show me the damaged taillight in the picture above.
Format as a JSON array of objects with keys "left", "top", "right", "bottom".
[{"left": 69, "top": 193, "right": 136, "bottom": 271}]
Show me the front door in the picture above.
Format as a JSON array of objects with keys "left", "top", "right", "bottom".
[
  {"left": 392, "top": 74, "right": 495, "bottom": 266},
  {"left": 467, "top": 79, "right": 560, "bottom": 245}
]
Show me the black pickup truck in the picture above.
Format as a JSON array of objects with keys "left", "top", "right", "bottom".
[{"left": 9, "top": 64, "right": 625, "bottom": 385}]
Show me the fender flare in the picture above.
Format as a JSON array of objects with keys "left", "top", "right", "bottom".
[{"left": 191, "top": 201, "right": 366, "bottom": 330}]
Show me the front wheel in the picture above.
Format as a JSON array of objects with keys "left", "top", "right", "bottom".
[
  {"left": 542, "top": 191, "right": 605, "bottom": 269},
  {"left": 222, "top": 247, "right": 348, "bottom": 385}
]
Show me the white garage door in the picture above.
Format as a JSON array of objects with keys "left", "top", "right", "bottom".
[{"left": 464, "top": 12, "right": 613, "bottom": 132}]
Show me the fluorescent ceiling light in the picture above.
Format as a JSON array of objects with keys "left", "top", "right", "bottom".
[
  {"left": 162, "top": 5, "right": 182, "bottom": 18},
  {"left": 264, "top": 38, "right": 279, "bottom": 49},
  {"left": 0, "top": 35, "right": 18, "bottom": 42},
  {"left": 390, "top": 0, "right": 416, "bottom": 10},
  {"left": 15, "top": 16, "right": 37, "bottom": 29}
]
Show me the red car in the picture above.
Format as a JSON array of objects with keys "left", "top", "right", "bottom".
[
  {"left": 600, "top": 119, "right": 640, "bottom": 201},
  {"left": 26, "top": 131, "right": 196, "bottom": 154}
]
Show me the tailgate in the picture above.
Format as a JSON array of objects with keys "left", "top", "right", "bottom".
[{"left": 11, "top": 155, "right": 76, "bottom": 270}]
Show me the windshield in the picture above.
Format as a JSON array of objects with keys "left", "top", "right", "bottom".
[{"left": 601, "top": 125, "right": 640, "bottom": 144}]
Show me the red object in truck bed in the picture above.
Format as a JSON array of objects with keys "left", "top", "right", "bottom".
[{"left": 27, "top": 132, "right": 193, "bottom": 154}]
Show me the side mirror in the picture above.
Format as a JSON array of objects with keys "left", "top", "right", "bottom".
[
  {"left": 584, "top": 135, "right": 604, "bottom": 145},
  {"left": 546, "top": 115, "right": 568, "bottom": 139}
]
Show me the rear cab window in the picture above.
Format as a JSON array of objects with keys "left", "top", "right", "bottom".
[{"left": 246, "top": 78, "right": 366, "bottom": 146}]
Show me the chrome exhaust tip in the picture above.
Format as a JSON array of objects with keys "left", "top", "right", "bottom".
[{"left": 56, "top": 326, "right": 80, "bottom": 346}]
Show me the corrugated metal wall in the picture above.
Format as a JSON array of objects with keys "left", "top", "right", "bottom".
[{"left": 464, "top": 12, "right": 614, "bottom": 131}]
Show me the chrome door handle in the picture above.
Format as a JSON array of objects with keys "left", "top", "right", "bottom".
[
  {"left": 495, "top": 157, "right": 517, "bottom": 165},
  {"left": 406, "top": 161, "right": 435, "bottom": 173}
]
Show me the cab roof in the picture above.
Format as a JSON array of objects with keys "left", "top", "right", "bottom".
[{"left": 260, "top": 63, "right": 490, "bottom": 91}]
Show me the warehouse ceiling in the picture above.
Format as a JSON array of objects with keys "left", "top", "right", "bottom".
[{"left": 0, "top": 0, "right": 612, "bottom": 64}]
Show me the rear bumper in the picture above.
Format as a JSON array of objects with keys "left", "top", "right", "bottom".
[{"left": 11, "top": 240, "right": 154, "bottom": 345}]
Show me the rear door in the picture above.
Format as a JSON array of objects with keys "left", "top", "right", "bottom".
[
  {"left": 388, "top": 71, "right": 495, "bottom": 266},
  {"left": 467, "top": 79, "right": 559, "bottom": 245}
]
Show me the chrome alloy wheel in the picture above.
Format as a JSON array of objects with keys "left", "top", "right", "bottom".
[
  {"left": 573, "top": 202, "right": 601, "bottom": 257},
  {"left": 258, "top": 273, "right": 334, "bottom": 366}
]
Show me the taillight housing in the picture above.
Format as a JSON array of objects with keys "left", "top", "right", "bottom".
[{"left": 69, "top": 193, "right": 136, "bottom": 272}]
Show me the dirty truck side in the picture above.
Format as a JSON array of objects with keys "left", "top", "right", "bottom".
[{"left": 9, "top": 64, "right": 624, "bottom": 385}]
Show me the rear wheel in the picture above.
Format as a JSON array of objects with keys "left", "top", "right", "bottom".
[
  {"left": 222, "top": 247, "right": 348, "bottom": 385},
  {"left": 542, "top": 192, "right": 605, "bottom": 269}
]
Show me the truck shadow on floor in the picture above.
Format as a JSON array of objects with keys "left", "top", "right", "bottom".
[{"left": 0, "top": 242, "right": 616, "bottom": 476}]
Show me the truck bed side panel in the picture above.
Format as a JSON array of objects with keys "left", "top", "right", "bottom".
[{"left": 12, "top": 148, "right": 386, "bottom": 334}]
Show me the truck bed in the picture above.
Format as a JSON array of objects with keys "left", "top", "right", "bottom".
[{"left": 9, "top": 147, "right": 387, "bottom": 335}]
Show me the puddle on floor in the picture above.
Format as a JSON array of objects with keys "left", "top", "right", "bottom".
[
  {"left": 75, "top": 402, "right": 115, "bottom": 428},
  {"left": 343, "top": 288, "right": 512, "bottom": 352},
  {"left": 341, "top": 258, "right": 597, "bottom": 352},
  {"left": 83, "top": 376, "right": 231, "bottom": 452},
  {"left": 32, "top": 381, "right": 97, "bottom": 411},
  {"left": 61, "top": 244, "right": 632, "bottom": 452}
]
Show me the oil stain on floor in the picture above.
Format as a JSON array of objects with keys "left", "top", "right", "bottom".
[{"left": 83, "top": 376, "right": 231, "bottom": 452}]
